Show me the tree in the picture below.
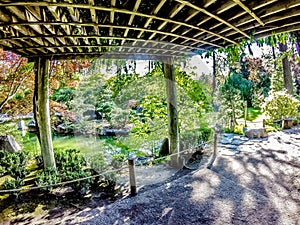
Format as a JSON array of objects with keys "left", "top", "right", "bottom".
[
  {"left": 278, "top": 42, "right": 293, "bottom": 95},
  {"left": 0, "top": 49, "right": 34, "bottom": 112}
]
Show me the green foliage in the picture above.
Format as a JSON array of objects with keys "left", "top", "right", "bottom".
[
  {"left": 246, "top": 107, "right": 262, "bottom": 121},
  {"left": 88, "top": 152, "right": 117, "bottom": 197},
  {"left": 262, "top": 90, "right": 300, "bottom": 121},
  {"left": 89, "top": 153, "right": 109, "bottom": 174},
  {"left": 270, "top": 67, "right": 284, "bottom": 92},
  {"left": 140, "top": 96, "right": 167, "bottom": 120},
  {"left": 109, "top": 108, "right": 130, "bottom": 128},
  {"left": 3, "top": 177, "right": 24, "bottom": 198},
  {"left": 199, "top": 127, "right": 213, "bottom": 142},
  {"left": 107, "top": 73, "right": 139, "bottom": 98},
  {"left": 0, "top": 150, "right": 29, "bottom": 179},
  {"left": 54, "top": 149, "right": 87, "bottom": 171},
  {"left": 233, "top": 123, "right": 245, "bottom": 135},
  {"left": 0, "top": 165, "right": 6, "bottom": 177},
  {"left": 217, "top": 72, "right": 245, "bottom": 129},
  {"left": 176, "top": 70, "right": 211, "bottom": 115},
  {"left": 54, "top": 149, "right": 92, "bottom": 193},
  {"left": 7, "top": 164, "right": 28, "bottom": 179},
  {"left": 14, "top": 92, "right": 24, "bottom": 101},
  {"left": 111, "top": 153, "right": 126, "bottom": 169},
  {"left": 36, "top": 167, "right": 61, "bottom": 191},
  {"left": 51, "top": 86, "right": 75, "bottom": 107}
]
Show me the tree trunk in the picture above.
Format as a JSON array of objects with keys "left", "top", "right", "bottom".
[
  {"left": 278, "top": 43, "right": 293, "bottom": 95},
  {"left": 34, "top": 57, "right": 56, "bottom": 169},
  {"left": 163, "top": 58, "right": 179, "bottom": 165}
]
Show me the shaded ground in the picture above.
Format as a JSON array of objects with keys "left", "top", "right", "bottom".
[{"left": 1, "top": 128, "right": 300, "bottom": 225}]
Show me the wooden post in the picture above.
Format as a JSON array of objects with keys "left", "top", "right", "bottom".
[
  {"left": 34, "top": 57, "right": 56, "bottom": 169},
  {"left": 128, "top": 158, "right": 137, "bottom": 196},
  {"left": 207, "top": 125, "right": 219, "bottom": 169},
  {"left": 163, "top": 58, "right": 179, "bottom": 164},
  {"left": 278, "top": 43, "right": 293, "bottom": 95},
  {"left": 244, "top": 101, "right": 247, "bottom": 127}
]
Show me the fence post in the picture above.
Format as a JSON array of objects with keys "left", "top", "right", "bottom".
[
  {"left": 207, "top": 124, "right": 219, "bottom": 169},
  {"left": 128, "top": 157, "right": 137, "bottom": 196}
]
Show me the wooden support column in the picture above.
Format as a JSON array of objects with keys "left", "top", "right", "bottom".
[
  {"left": 278, "top": 43, "right": 293, "bottom": 95},
  {"left": 163, "top": 58, "right": 179, "bottom": 162},
  {"left": 34, "top": 57, "right": 56, "bottom": 169}
]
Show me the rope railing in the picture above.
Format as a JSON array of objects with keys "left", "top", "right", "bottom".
[
  {"left": 0, "top": 137, "right": 217, "bottom": 196},
  {"left": 0, "top": 166, "right": 126, "bottom": 194}
]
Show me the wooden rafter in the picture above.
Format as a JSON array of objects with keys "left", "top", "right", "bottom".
[
  {"left": 173, "top": 0, "right": 250, "bottom": 38},
  {"left": 0, "top": 0, "right": 300, "bottom": 58},
  {"left": 0, "top": 22, "right": 224, "bottom": 48},
  {"left": 0, "top": 1, "right": 235, "bottom": 45},
  {"left": 122, "top": 0, "right": 141, "bottom": 45},
  {"left": 232, "top": 0, "right": 264, "bottom": 25},
  {"left": 200, "top": 0, "right": 300, "bottom": 45}
]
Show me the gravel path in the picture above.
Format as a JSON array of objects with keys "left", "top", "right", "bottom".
[{"left": 3, "top": 129, "right": 300, "bottom": 225}]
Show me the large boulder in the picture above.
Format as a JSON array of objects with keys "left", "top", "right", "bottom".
[
  {"left": 244, "top": 128, "right": 268, "bottom": 138},
  {"left": 0, "top": 135, "right": 21, "bottom": 153}
]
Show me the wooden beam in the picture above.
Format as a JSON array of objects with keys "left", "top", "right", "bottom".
[
  {"left": 34, "top": 57, "right": 56, "bottom": 169},
  {"left": 0, "top": 35, "right": 197, "bottom": 51},
  {"left": 232, "top": 0, "right": 264, "bottom": 25},
  {"left": 0, "top": 1, "right": 237, "bottom": 45},
  {"left": 0, "top": 22, "right": 223, "bottom": 47},
  {"left": 122, "top": 0, "right": 141, "bottom": 45},
  {"left": 174, "top": 0, "right": 250, "bottom": 38},
  {"left": 14, "top": 44, "right": 196, "bottom": 55},
  {"left": 27, "top": 52, "right": 187, "bottom": 60}
]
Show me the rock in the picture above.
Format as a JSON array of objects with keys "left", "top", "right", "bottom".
[
  {"left": 56, "top": 124, "right": 67, "bottom": 134},
  {"left": 28, "top": 120, "right": 37, "bottom": 133},
  {"left": 0, "top": 113, "right": 8, "bottom": 122},
  {"left": 135, "top": 156, "right": 153, "bottom": 166},
  {"left": 101, "top": 127, "right": 129, "bottom": 136},
  {"left": 83, "top": 109, "right": 102, "bottom": 120},
  {"left": 0, "top": 135, "right": 21, "bottom": 153},
  {"left": 220, "top": 137, "right": 233, "bottom": 144},
  {"left": 159, "top": 138, "right": 169, "bottom": 157},
  {"left": 244, "top": 128, "right": 268, "bottom": 138},
  {"left": 220, "top": 133, "right": 234, "bottom": 144},
  {"left": 231, "top": 139, "right": 246, "bottom": 145}
]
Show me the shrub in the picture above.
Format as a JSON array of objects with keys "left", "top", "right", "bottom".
[
  {"left": 7, "top": 164, "right": 28, "bottom": 179},
  {"left": 111, "top": 153, "right": 126, "bottom": 169},
  {"left": 0, "top": 150, "right": 29, "bottom": 179},
  {"left": 51, "top": 86, "right": 75, "bottom": 107},
  {"left": 54, "top": 149, "right": 92, "bottom": 193},
  {"left": 90, "top": 153, "right": 109, "bottom": 174},
  {"left": 262, "top": 90, "right": 300, "bottom": 121},
  {"left": 36, "top": 167, "right": 61, "bottom": 191},
  {"left": 3, "top": 177, "right": 24, "bottom": 198}
]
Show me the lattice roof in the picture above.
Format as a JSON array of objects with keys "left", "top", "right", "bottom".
[{"left": 0, "top": 0, "right": 300, "bottom": 59}]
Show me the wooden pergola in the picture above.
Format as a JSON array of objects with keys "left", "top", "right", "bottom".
[{"left": 1, "top": 0, "right": 300, "bottom": 168}]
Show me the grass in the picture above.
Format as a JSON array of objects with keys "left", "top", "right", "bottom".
[
  {"left": 52, "top": 135, "right": 110, "bottom": 156},
  {"left": 246, "top": 107, "right": 262, "bottom": 121}
]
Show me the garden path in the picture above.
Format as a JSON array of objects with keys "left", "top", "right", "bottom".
[{"left": 3, "top": 127, "right": 300, "bottom": 225}]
